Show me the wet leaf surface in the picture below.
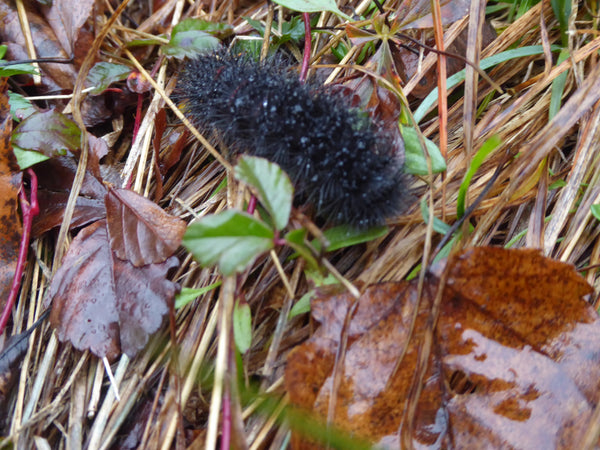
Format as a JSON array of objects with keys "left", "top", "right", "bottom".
[
  {"left": 11, "top": 110, "right": 81, "bottom": 161},
  {"left": 0, "top": 80, "right": 22, "bottom": 315},
  {"left": 32, "top": 157, "right": 107, "bottom": 236},
  {"left": 44, "top": 220, "right": 180, "bottom": 360},
  {"left": 285, "top": 247, "right": 599, "bottom": 449},
  {"left": 105, "top": 187, "right": 187, "bottom": 266}
]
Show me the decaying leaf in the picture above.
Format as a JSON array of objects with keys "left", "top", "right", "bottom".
[
  {"left": 0, "top": 80, "right": 22, "bottom": 314},
  {"left": 45, "top": 220, "right": 179, "bottom": 360},
  {"left": 32, "top": 157, "right": 107, "bottom": 236},
  {"left": 285, "top": 247, "right": 599, "bottom": 449},
  {"left": 105, "top": 187, "right": 187, "bottom": 266}
]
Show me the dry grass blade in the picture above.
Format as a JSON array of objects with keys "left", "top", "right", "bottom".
[{"left": 3, "top": 0, "right": 600, "bottom": 448}]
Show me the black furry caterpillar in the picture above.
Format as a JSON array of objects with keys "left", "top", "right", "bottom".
[{"left": 177, "top": 51, "right": 408, "bottom": 228}]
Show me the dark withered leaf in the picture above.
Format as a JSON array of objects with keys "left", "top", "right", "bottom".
[
  {"left": 45, "top": 220, "right": 179, "bottom": 360},
  {"left": 32, "top": 157, "right": 107, "bottom": 236},
  {"left": 105, "top": 187, "right": 187, "bottom": 267}
]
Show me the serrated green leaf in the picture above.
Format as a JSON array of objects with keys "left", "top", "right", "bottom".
[
  {"left": 163, "top": 20, "right": 223, "bottom": 59},
  {"left": 8, "top": 92, "right": 35, "bottom": 121},
  {"left": 11, "top": 111, "right": 81, "bottom": 167},
  {"left": 272, "top": 0, "right": 352, "bottom": 20},
  {"left": 233, "top": 302, "right": 252, "bottom": 354},
  {"left": 175, "top": 282, "right": 222, "bottom": 309},
  {"left": 86, "top": 62, "right": 131, "bottom": 95},
  {"left": 234, "top": 156, "right": 293, "bottom": 231},
  {"left": 592, "top": 205, "right": 600, "bottom": 222},
  {"left": 183, "top": 210, "right": 274, "bottom": 275},
  {"left": 401, "top": 124, "right": 446, "bottom": 176}
]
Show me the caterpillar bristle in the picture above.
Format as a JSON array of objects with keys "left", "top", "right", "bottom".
[{"left": 176, "top": 50, "right": 410, "bottom": 228}]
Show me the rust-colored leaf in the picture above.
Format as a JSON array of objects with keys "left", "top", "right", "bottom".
[
  {"left": 285, "top": 247, "right": 599, "bottom": 449},
  {"left": 105, "top": 187, "right": 187, "bottom": 266},
  {"left": 0, "top": 80, "right": 22, "bottom": 314},
  {"left": 44, "top": 220, "right": 180, "bottom": 360}
]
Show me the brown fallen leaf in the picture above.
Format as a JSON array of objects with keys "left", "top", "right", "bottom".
[
  {"left": 44, "top": 220, "right": 180, "bottom": 360},
  {"left": 40, "top": 0, "right": 103, "bottom": 69},
  {"left": 285, "top": 247, "right": 599, "bottom": 449},
  {"left": 0, "top": 80, "right": 23, "bottom": 315},
  {"left": 32, "top": 157, "right": 107, "bottom": 237},
  {"left": 105, "top": 187, "right": 187, "bottom": 267},
  {"left": 0, "top": 1, "right": 78, "bottom": 92}
]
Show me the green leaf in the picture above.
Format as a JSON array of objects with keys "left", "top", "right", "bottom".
[
  {"left": 127, "top": 38, "right": 167, "bottom": 47},
  {"left": 285, "top": 228, "right": 320, "bottom": 270},
  {"left": 320, "top": 224, "right": 388, "bottom": 252},
  {"left": 456, "top": 135, "right": 502, "bottom": 218},
  {"left": 592, "top": 205, "right": 600, "bottom": 222},
  {"left": 234, "top": 156, "right": 293, "bottom": 231},
  {"left": 551, "top": 0, "right": 571, "bottom": 46},
  {"left": 271, "top": 0, "right": 352, "bottom": 20},
  {"left": 183, "top": 210, "right": 275, "bottom": 275},
  {"left": 8, "top": 92, "right": 35, "bottom": 121},
  {"left": 172, "top": 18, "right": 233, "bottom": 38},
  {"left": 549, "top": 179, "right": 566, "bottom": 190},
  {"left": 233, "top": 302, "right": 252, "bottom": 354},
  {"left": 0, "top": 45, "right": 6, "bottom": 60},
  {"left": 549, "top": 48, "right": 569, "bottom": 120},
  {"left": 289, "top": 291, "right": 313, "bottom": 318},
  {"left": 85, "top": 62, "right": 131, "bottom": 95},
  {"left": 11, "top": 111, "right": 81, "bottom": 168},
  {"left": 288, "top": 272, "right": 338, "bottom": 318},
  {"left": 401, "top": 124, "right": 446, "bottom": 175},
  {"left": 420, "top": 197, "right": 451, "bottom": 234},
  {"left": 12, "top": 146, "right": 49, "bottom": 169},
  {"left": 0, "top": 62, "right": 39, "bottom": 78},
  {"left": 175, "top": 282, "right": 222, "bottom": 309},
  {"left": 414, "top": 45, "right": 563, "bottom": 123},
  {"left": 279, "top": 16, "right": 306, "bottom": 43},
  {"left": 162, "top": 19, "right": 224, "bottom": 59}
]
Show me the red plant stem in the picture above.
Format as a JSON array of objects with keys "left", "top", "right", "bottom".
[
  {"left": 221, "top": 384, "right": 231, "bottom": 450},
  {"left": 0, "top": 169, "right": 39, "bottom": 335},
  {"left": 247, "top": 195, "right": 257, "bottom": 215},
  {"left": 299, "top": 13, "right": 311, "bottom": 83},
  {"left": 132, "top": 92, "right": 144, "bottom": 143}
]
